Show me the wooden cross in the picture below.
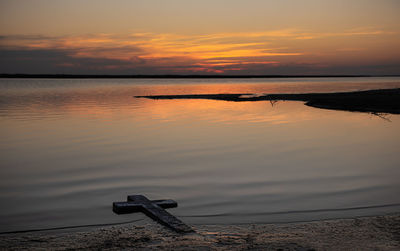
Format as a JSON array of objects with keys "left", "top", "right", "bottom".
[{"left": 113, "top": 195, "right": 193, "bottom": 233}]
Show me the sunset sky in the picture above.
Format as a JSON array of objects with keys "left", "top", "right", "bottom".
[{"left": 1, "top": 0, "right": 400, "bottom": 75}]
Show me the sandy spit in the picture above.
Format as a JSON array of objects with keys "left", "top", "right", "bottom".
[{"left": 1, "top": 214, "right": 399, "bottom": 250}]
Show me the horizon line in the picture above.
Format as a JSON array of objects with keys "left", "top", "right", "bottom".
[{"left": 1, "top": 74, "right": 400, "bottom": 79}]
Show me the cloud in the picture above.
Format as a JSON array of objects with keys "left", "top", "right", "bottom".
[
  {"left": 0, "top": 48, "right": 142, "bottom": 74},
  {"left": 0, "top": 28, "right": 399, "bottom": 75}
]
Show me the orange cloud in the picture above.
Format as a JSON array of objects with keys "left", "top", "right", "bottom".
[{"left": 1, "top": 27, "right": 398, "bottom": 74}]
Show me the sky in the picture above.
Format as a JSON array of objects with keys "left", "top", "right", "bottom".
[{"left": 1, "top": 0, "right": 400, "bottom": 75}]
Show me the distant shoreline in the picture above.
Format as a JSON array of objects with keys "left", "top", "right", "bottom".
[
  {"left": 1, "top": 74, "right": 400, "bottom": 79},
  {"left": 137, "top": 88, "right": 400, "bottom": 115}
]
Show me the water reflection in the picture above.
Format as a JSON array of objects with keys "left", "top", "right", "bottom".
[{"left": 0, "top": 78, "right": 400, "bottom": 232}]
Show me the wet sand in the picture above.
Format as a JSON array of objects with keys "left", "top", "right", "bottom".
[
  {"left": 1, "top": 214, "right": 399, "bottom": 250},
  {"left": 137, "top": 88, "right": 400, "bottom": 115}
]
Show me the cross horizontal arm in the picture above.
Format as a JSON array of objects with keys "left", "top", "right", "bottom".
[
  {"left": 113, "top": 202, "right": 142, "bottom": 214},
  {"left": 149, "top": 199, "right": 177, "bottom": 209},
  {"left": 127, "top": 195, "right": 177, "bottom": 209},
  {"left": 113, "top": 199, "right": 177, "bottom": 214}
]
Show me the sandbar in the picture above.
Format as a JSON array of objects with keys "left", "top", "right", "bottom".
[{"left": 136, "top": 88, "right": 400, "bottom": 115}]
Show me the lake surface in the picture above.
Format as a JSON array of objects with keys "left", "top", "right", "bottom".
[{"left": 1, "top": 77, "right": 400, "bottom": 232}]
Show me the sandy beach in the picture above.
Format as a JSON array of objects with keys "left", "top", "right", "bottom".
[{"left": 1, "top": 213, "right": 399, "bottom": 250}]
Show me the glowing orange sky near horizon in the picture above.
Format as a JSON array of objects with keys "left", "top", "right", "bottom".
[
  {"left": 2, "top": 29, "right": 399, "bottom": 74},
  {"left": 1, "top": 0, "right": 400, "bottom": 74}
]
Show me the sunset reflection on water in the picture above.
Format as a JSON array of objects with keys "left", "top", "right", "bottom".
[{"left": 0, "top": 78, "right": 400, "bottom": 232}]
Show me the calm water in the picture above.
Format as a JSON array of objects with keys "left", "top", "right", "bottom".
[{"left": 1, "top": 77, "right": 400, "bottom": 232}]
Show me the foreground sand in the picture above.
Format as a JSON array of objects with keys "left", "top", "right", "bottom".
[{"left": 1, "top": 214, "right": 399, "bottom": 250}]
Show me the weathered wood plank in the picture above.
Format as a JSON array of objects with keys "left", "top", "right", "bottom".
[{"left": 113, "top": 195, "right": 193, "bottom": 233}]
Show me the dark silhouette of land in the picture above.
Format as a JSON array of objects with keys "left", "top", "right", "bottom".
[
  {"left": 1, "top": 74, "right": 400, "bottom": 79},
  {"left": 136, "top": 88, "right": 400, "bottom": 114}
]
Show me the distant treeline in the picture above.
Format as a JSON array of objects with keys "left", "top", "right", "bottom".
[{"left": 1, "top": 74, "right": 399, "bottom": 79}]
